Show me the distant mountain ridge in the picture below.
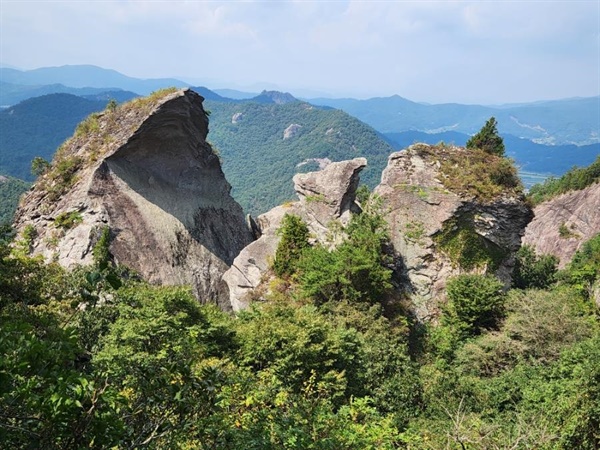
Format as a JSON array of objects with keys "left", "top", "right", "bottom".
[
  {"left": 0, "top": 81, "right": 137, "bottom": 107},
  {"left": 310, "top": 95, "right": 600, "bottom": 146},
  {"left": 0, "top": 93, "right": 108, "bottom": 179},
  {"left": 0, "top": 65, "right": 190, "bottom": 96}
]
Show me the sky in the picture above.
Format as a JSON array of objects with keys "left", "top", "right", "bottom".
[{"left": 1, "top": 0, "right": 599, "bottom": 104}]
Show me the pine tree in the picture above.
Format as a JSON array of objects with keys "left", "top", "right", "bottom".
[
  {"left": 466, "top": 117, "right": 505, "bottom": 156},
  {"left": 273, "top": 214, "right": 310, "bottom": 278}
]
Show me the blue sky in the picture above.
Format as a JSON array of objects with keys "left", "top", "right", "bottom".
[{"left": 1, "top": 0, "right": 599, "bottom": 104}]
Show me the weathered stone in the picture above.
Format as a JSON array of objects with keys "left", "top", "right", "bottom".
[
  {"left": 374, "top": 145, "right": 532, "bottom": 320},
  {"left": 222, "top": 158, "right": 367, "bottom": 311},
  {"left": 283, "top": 124, "right": 302, "bottom": 139},
  {"left": 14, "top": 89, "right": 253, "bottom": 307},
  {"left": 293, "top": 157, "right": 366, "bottom": 238},
  {"left": 522, "top": 183, "right": 600, "bottom": 267}
]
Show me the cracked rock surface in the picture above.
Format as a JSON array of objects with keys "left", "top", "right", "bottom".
[{"left": 14, "top": 89, "right": 253, "bottom": 307}]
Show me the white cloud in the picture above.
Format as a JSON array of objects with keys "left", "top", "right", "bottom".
[{"left": 1, "top": 0, "right": 598, "bottom": 103}]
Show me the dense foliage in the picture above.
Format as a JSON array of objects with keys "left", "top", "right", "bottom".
[
  {"left": 528, "top": 154, "right": 600, "bottom": 205},
  {"left": 513, "top": 245, "right": 559, "bottom": 289},
  {"left": 0, "top": 94, "right": 107, "bottom": 181},
  {"left": 273, "top": 214, "right": 310, "bottom": 279},
  {"left": 205, "top": 100, "right": 394, "bottom": 214},
  {"left": 1, "top": 204, "right": 599, "bottom": 448},
  {"left": 0, "top": 176, "right": 29, "bottom": 225}
]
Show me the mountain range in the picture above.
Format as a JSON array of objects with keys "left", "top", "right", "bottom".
[
  {"left": 310, "top": 95, "right": 600, "bottom": 146},
  {"left": 0, "top": 64, "right": 598, "bottom": 214},
  {"left": 2, "top": 64, "right": 598, "bottom": 145}
]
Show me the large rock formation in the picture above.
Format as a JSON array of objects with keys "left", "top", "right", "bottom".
[
  {"left": 522, "top": 182, "right": 600, "bottom": 267},
  {"left": 14, "top": 88, "right": 253, "bottom": 307},
  {"left": 375, "top": 144, "right": 533, "bottom": 320},
  {"left": 222, "top": 158, "right": 367, "bottom": 311}
]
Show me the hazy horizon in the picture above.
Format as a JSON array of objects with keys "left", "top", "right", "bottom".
[{"left": 2, "top": 1, "right": 599, "bottom": 104}]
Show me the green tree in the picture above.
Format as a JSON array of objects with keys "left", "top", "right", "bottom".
[
  {"left": 466, "top": 117, "right": 505, "bottom": 156},
  {"left": 444, "top": 274, "right": 506, "bottom": 336},
  {"left": 273, "top": 214, "right": 310, "bottom": 278},
  {"left": 560, "top": 233, "right": 600, "bottom": 298},
  {"left": 30, "top": 156, "right": 51, "bottom": 177},
  {"left": 513, "top": 245, "right": 558, "bottom": 289},
  {"left": 298, "top": 198, "right": 392, "bottom": 304}
]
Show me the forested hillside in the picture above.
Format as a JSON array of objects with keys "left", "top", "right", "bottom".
[
  {"left": 205, "top": 100, "right": 394, "bottom": 214},
  {"left": 528, "top": 154, "right": 600, "bottom": 205},
  {"left": 0, "top": 94, "right": 107, "bottom": 180},
  {"left": 0, "top": 176, "right": 29, "bottom": 224},
  {"left": 1, "top": 192, "right": 598, "bottom": 448}
]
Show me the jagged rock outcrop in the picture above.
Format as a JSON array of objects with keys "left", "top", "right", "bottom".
[
  {"left": 375, "top": 144, "right": 533, "bottom": 320},
  {"left": 222, "top": 158, "right": 367, "bottom": 311},
  {"left": 522, "top": 182, "right": 600, "bottom": 267},
  {"left": 14, "top": 88, "right": 253, "bottom": 307}
]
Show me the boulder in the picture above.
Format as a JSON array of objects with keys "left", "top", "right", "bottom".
[
  {"left": 222, "top": 158, "right": 367, "bottom": 311},
  {"left": 14, "top": 89, "right": 254, "bottom": 308}
]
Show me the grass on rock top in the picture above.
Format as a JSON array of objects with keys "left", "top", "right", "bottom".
[{"left": 412, "top": 143, "right": 523, "bottom": 202}]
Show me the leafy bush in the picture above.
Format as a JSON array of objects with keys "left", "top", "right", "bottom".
[
  {"left": 30, "top": 156, "right": 51, "bottom": 177},
  {"left": 54, "top": 210, "right": 83, "bottom": 230},
  {"left": 443, "top": 274, "right": 506, "bottom": 336},
  {"left": 559, "top": 233, "right": 600, "bottom": 298},
  {"left": 512, "top": 245, "right": 558, "bottom": 289},
  {"left": 298, "top": 198, "right": 392, "bottom": 304},
  {"left": 273, "top": 214, "right": 310, "bottom": 278}
]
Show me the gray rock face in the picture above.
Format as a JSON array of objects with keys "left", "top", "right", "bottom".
[
  {"left": 283, "top": 124, "right": 302, "bottom": 139},
  {"left": 222, "top": 158, "right": 367, "bottom": 311},
  {"left": 293, "top": 158, "right": 366, "bottom": 238},
  {"left": 375, "top": 145, "right": 532, "bottom": 320},
  {"left": 14, "top": 89, "right": 253, "bottom": 307},
  {"left": 522, "top": 182, "right": 600, "bottom": 268}
]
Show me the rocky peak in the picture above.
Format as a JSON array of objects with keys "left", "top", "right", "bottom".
[
  {"left": 222, "top": 158, "right": 367, "bottom": 311},
  {"left": 252, "top": 90, "right": 297, "bottom": 105},
  {"left": 14, "top": 88, "right": 253, "bottom": 307},
  {"left": 375, "top": 144, "right": 532, "bottom": 320},
  {"left": 522, "top": 182, "right": 600, "bottom": 267}
]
